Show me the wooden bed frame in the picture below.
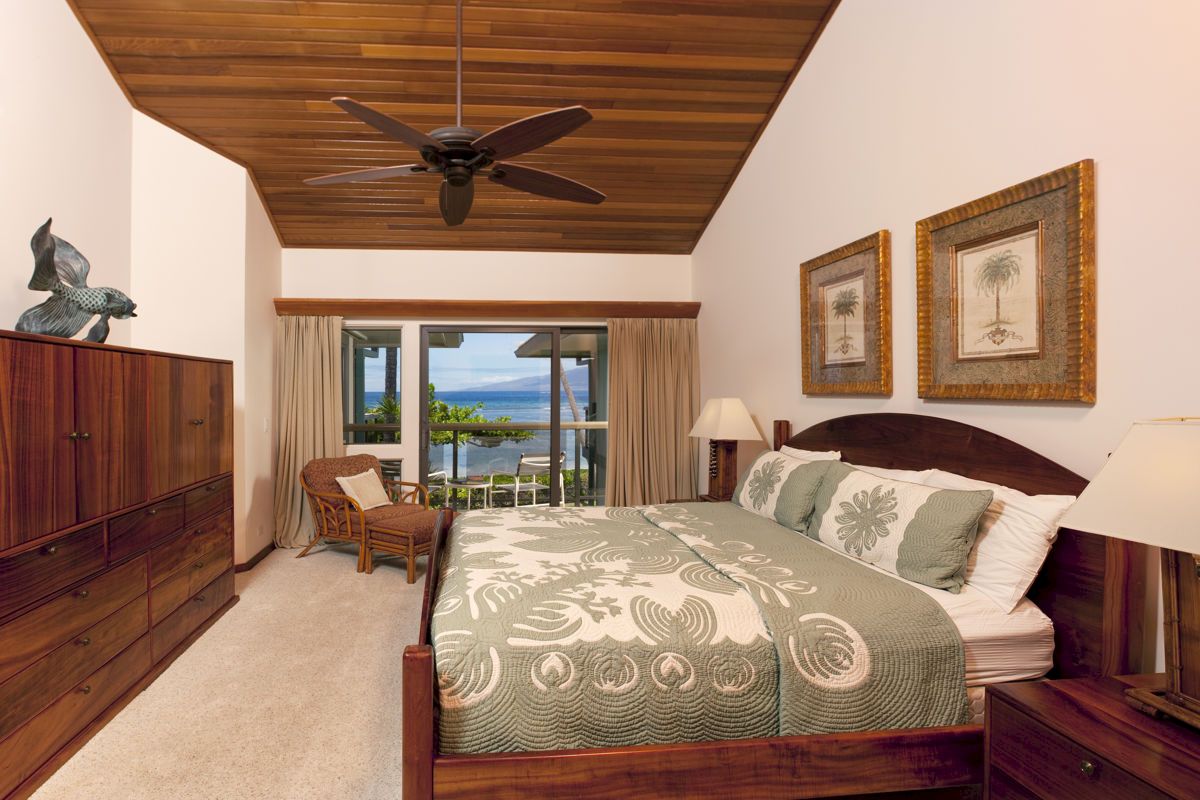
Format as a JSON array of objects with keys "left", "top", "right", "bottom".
[{"left": 402, "top": 413, "right": 1147, "bottom": 799}]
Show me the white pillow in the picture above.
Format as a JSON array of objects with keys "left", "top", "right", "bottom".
[
  {"left": 335, "top": 469, "right": 392, "bottom": 511},
  {"left": 922, "top": 469, "right": 1075, "bottom": 613},
  {"left": 779, "top": 445, "right": 841, "bottom": 462},
  {"left": 849, "top": 463, "right": 934, "bottom": 483}
]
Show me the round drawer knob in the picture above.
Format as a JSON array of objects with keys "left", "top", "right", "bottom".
[
  {"left": 194, "top": 561, "right": 204, "bottom": 569},
  {"left": 79, "top": 432, "right": 91, "bottom": 440},
  {"left": 147, "top": 508, "right": 158, "bottom": 516},
  {"left": 76, "top": 637, "right": 92, "bottom": 647},
  {"left": 194, "top": 594, "right": 206, "bottom": 603},
  {"left": 79, "top": 685, "right": 92, "bottom": 695},
  {"left": 1079, "top": 760, "right": 1096, "bottom": 777},
  {"left": 74, "top": 589, "right": 90, "bottom": 599},
  {"left": 43, "top": 545, "right": 59, "bottom": 556}
]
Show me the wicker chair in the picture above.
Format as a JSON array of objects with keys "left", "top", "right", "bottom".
[{"left": 298, "top": 454, "right": 438, "bottom": 580}]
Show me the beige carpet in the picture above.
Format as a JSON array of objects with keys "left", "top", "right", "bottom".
[{"left": 33, "top": 546, "right": 424, "bottom": 800}]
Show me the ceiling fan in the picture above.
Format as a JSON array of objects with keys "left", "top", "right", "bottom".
[{"left": 304, "top": 0, "right": 606, "bottom": 226}]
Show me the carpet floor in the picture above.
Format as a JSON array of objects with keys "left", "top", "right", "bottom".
[{"left": 32, "top": 546, "right": 424, "bottom": 800}]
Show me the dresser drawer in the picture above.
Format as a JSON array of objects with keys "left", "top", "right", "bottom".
[
  {"left": 152, "top": 569, "right": 233, "bottom": 661},
  {"left": 0, "top": 635, "right": 151, "bottom": 798},
  {"left": 0, "top": 525, "right": 105, "bottom": 621},
  {"left": 184, "top": 476, "right": 232, "bottom": 526},
  {"left": 150, "top": 536, "right": 232, "bottom": 624},
  {"left": 0, "top": 596, "right": 147, "bottom": 742},
  {"left": 989, "top": 695, "right": 1170, "bottom": 800},
  {"left": 109, "top": 494, "right": 185, "bottom": 563},
  {"left": 150, "top": 509, "right": 233, "bottom": 587},
  {"left": 0, "top": 556, "right": 147, "bottom": 685}
]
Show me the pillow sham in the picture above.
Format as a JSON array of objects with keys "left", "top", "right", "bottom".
[
  {"left": 922, "top": 468, "right": 1076, "bottom": 613},
  {"left": 336, "top": 468, "right": 391, "bottom": 511},
  {"left": 732, "top": 451, "right": 832, "bottom": 530},
  {"left": 849, "top": 463, "right": 934, "bottom": 483},
  {"left": 809, "top": 462, "right": 992, "bottom": 592},
  {"left": 779, "top": 445, "right": 842, "bottom": 462}
]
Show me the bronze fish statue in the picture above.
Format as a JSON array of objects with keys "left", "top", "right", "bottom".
[{"left": 15, "top": 218, "right": 136, "bottom": 343}]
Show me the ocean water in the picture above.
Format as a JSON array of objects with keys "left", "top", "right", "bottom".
[{"left": 361, "top": 390, "right": 599, "bottom": 478}]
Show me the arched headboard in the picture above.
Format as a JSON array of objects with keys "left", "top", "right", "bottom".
[{"left": 775, "top": 413, "right": 1146, "bottom": 679}]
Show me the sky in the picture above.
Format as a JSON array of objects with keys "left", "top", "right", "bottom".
[{"left": 362, "top": 332, "right": 548, "bottom": 392}]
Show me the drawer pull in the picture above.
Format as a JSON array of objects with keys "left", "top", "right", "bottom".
[
  {"left": 76, "top": 636, "right": 92, "bottom": 647},
  {"left": 194, "top": 561, "right": 205, "bottom": 569},
  {"left": 78, "top": 685, "right": 92, "bottom": 695},
  {"left": 43, "top": 545, "right": 59, "bottom": 555},
  {"left": 1079, "top": 760, "right": 1096, "bottom": 777},
  {"left": 190, "top": 418, "right": 206, "bottom": 426},
  {"left": 74, "top": 589, "right": 90, "bottom": 599},
  {"left": 147, "top": 508, "right": 158, "bottom": 516},
  {"left": 205, "top": 484, "right": 219, "bottom": 493},
  {"left": 79, "top": 432, "right": 91, "bottom": 441},
  {"left": 194, "top": 594, "right": 206, "bottom": 603}
]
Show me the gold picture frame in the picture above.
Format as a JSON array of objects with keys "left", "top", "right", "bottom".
[
  {"left": 916, "top": 160, "right": 1096, "bottom": 402},
  {"left": 800, "top": 230, "right": 892, "bottom": 396}
]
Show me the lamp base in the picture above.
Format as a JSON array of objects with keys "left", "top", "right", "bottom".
[
  {"left": 1126, "top": 548, "right": 1200, "bottom": 733},
  {"left": 1125, "top": 686, "right": 1200, "bottom": 732},
  {"left": 706, "top": 439, "right": 739, "bottom": 502}
]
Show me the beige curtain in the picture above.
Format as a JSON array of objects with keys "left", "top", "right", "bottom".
[
  {"left": 273, "top": 316, "right": 345, "bottom": 548},
  {"left": 605, "top": 318, "right": 699, "bottom": 506}
]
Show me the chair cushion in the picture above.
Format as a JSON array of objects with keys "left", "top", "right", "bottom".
[
  {"left": 367, "top": 506, "right": 440, "bottom": 543},
  {"left": 303, "top": 454, "right": 381, "bottom": 495}
]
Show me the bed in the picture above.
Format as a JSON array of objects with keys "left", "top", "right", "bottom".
[{"left": 402, "top": 413, "right": 1147, "bottom": 799}]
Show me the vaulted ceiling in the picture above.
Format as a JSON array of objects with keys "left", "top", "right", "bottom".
[{"left": 69, "top": 1, "right": 839, "bottom": 253}]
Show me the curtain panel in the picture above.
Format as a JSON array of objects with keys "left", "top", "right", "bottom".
[
  {"left": 605, "top": 318, "right": 699, "bottom": 506},
  {"left": 273, "top": 315, "right": 346, "bottom": 548}
]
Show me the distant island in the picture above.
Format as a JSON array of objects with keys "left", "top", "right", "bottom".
[{"left": 457, "top": 364, "right": 590, "bottom": 393}]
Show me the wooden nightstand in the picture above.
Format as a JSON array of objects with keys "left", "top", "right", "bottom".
[{"left": 985, "top": 674, "right": 1200, "bottom": 799}]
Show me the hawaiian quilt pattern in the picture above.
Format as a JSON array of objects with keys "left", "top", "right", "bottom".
[{"left": 430, "top": 503, "right": 969, "bottom": 754}]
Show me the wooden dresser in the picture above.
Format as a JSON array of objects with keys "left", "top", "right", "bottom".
[
  {"left": 0, "top": 330, "right": 238, "bottom": 800},
  {"left": 985, "top": 675, "right": 1200, "bottom": 799}
]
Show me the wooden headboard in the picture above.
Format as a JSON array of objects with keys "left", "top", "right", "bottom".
[{"left": 774, "top": 413, "right": 1147, "bottom": 679}]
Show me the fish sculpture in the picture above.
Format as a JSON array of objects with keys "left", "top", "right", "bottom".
[{"left": 15, "top": 218, "right": 136, "bottom": 344}]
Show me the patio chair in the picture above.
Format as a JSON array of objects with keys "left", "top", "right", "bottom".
[
  {"left": 298, "top": 454, "right": 438, "bottom": 580},
  {"left": 489, "top": 452, "right": 566, "bottom": 507}
]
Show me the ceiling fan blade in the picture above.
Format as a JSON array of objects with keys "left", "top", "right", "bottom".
[
  {"left": 471, "top": 106, "right": 593, "bottom": 160},
  {"left": 489, "top": 163, "right": 606, "bottom": 204},
  {"left": 331, "top": 97, "right": 444, "bottom": 152},
  {"left": 304, "top": 164, "right": 428, "bottom": 186},
  {"left": 439, "top": 180, "right": 474, "bottom": 226}
]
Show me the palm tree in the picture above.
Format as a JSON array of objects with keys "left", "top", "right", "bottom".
[
  {"left": 974, "top": 249, "right": 1022, "bottom": 326},
  {"left": 383, "top": 346, "right": 398, "bottom": 400},
  {"left": 831, "top": 287, "right": 860, "bottom": 353}
]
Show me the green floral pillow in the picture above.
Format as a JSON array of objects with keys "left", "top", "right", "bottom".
[
  {"left": 809, "top": 462, "right": 992, "bottom": 592},
  {"left": 731, "top": 451, "right": 832, "bottom": 531}
]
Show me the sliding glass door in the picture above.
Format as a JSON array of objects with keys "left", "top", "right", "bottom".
[{"left": 419, "top": 326, "right": 607, "bottom": 509}]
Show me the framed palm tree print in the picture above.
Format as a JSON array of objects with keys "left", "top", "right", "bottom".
[
  {"left": 800, "top": 230, "right": 891, "bottom": 396},
  {"left": 917, "top": 160, "right": 1096, "bottom": 402}
]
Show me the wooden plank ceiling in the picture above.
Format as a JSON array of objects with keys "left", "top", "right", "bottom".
[{"left": 69, "top": 0, "right": 839, "bottom": 254}]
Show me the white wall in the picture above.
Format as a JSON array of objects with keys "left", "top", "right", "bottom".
[
  {"left": 130, "top": 112, "right": 282, "bottom": 563},
  {"left": 692, "top": 0, "right": 1200, "bottom": 669},
  {"left": 0, "top": 0, "right": 132, "bottom": 344},
  {"left": 283, "top": 249, "right": 692, "bottom": 480}
]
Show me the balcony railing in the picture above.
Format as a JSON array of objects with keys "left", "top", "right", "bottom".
[{"left": 429, "top": 421, "right": 608, "bottom": 507}]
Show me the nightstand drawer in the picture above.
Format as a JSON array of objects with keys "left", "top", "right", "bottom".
[{"left": 989, "top": 696, "right": 1170, "bottom": 800}]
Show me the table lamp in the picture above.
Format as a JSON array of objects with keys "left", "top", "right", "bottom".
[
  {"left": 1058, "top": 418, "right": 1200, "bottom": 730},
  {"left": 688, "top": 397, "right": 762, "bottom": 501}
]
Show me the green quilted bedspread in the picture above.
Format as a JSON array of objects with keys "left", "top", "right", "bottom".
[{"left": 430, "top": 503, "right": 968, "bottom": 754}]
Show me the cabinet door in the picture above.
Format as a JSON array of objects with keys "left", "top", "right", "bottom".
[
  {"left": 0, "top": 339, "right": 76, "bottom": 549},
  {"left": 148, "top": 356, "right": 194, "bottom": 497},
  {"left": 74, "top": 348, "right": 149, "bottom": 519},
  {"left": 187, "top": 360, "right": 233, "bottom": 483}
]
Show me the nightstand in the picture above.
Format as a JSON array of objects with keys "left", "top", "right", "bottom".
[{"left": 985, "top": 674, "right": 1200, "bottom": 799}]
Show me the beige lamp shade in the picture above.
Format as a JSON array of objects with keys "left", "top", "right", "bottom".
[
  {"left": 1058, "top": 419, "right": 1200, "bottom": 553},
  {"left": 688, "top": 397, "right": 762, "bottom": 441}
]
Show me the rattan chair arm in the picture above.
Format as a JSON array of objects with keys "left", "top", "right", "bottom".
[{"left": 384, "top": 479, "right": 430, "bottom": 509}]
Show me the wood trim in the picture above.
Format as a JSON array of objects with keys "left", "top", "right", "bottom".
[
  {"left": 8, "top": 595, "right": 239, "bottom": 800},
  {"left": 0, "top": 330, "right": 233, "bottom": 367},
  {"left": 432, "top": 725, "right": 980, "bottom": 800},
  {"left": 688, "top": 0, "right": 843, "bottom": 252},
  {"left": 235, "top": 541, "right": 275, "bottom": 573},
  {"left": 273, "top": 299, "right": 700, "bottom": 320},
  {"left": 403, "top": 645, "right": 436, "bottom": 800}
]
